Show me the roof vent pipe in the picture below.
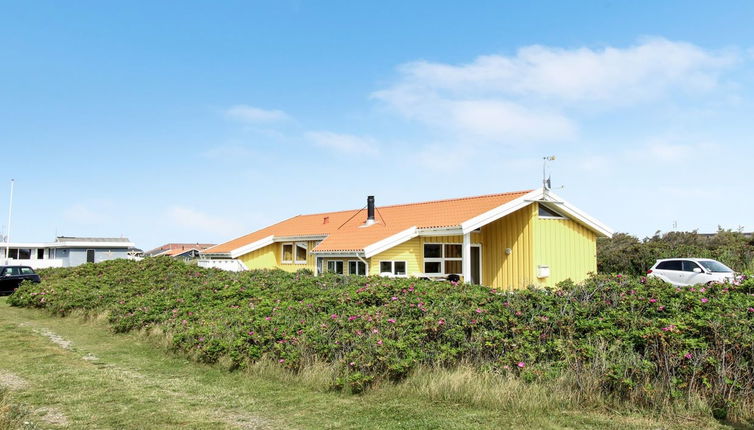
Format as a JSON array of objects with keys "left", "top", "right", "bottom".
[{"left": 365, "top": 195, "right": 376, "bottom": 226}]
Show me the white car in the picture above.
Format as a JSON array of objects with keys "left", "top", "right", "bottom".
[{"left": 647, "top": 258, "right": 735, "bottom": 286}]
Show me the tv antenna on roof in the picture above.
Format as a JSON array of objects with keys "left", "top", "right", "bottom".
[{"left": 542, "top": 156, "right": 556, "bottom": 190}]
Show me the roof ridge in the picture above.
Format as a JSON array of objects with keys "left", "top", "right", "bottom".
[
  {"left": 295, "top": 189, "right": 533, "bottom": 218},
  {"left": 373, "top": 189, "right": 533, "bottom": 210}
]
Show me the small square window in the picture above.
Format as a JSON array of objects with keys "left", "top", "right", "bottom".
[
  {"left": 327, "top": 260, "right": 344, "bottom": 274},
  {"left": 424, "top": 261, "right": 442, "bottom": 273},
  {"left": 424, "top": 244, "right": 442, "bottom": 258},
  {"left": 444, "top": 244, "right": 462, "bottom": 258},
  {"left": 394, "top": 261, "right": 406, "bottom": 275},
  {"left": 380, "top": 261, "right": 392, "bottom": 273},
  {"left": 349, "top": 261, "right": 366, "bottom": 275},
  {"left": 444, "top": 260, "right": 462, "bottom": 274}
]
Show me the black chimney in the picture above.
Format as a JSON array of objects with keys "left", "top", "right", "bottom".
[{"left": 367, "top": 196, "right": 375, "bottom": 224}]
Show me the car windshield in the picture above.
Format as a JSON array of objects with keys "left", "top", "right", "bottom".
[{"left": 698, "top": 260, "right": 733, "bottom": 273}]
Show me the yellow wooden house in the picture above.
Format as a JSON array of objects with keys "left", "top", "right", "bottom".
[{"left": 200, "top": 188, "right": 613, "bottom": 289}]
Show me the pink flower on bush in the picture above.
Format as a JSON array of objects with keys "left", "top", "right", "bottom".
[
  {"left": 475, "top": 308, "right": 483, "bottom": 313},
  {"left": 349, "top": 362, "right": 355, "bottom": 366},
  {"left": 391, "top": 296, "right": 398, "bottom": 301},
  {"left": 265, "top": 316, "right": 271, "bottom": 321},
  {"left": 348, "top": 315, "right": 359, "bottom": 321},
  {"left": 247, "top": 331, "right": 254, "bottom": 336},
  {"left": 661, "top": 325, "right": 677, "bottom": 332},
  {"left": 279, "top": 359, "right": 285, "bottom": 363},
  {"left": 699, "top": 287, "right": 706, "bottom": 293},
  {"left": 649, "top": 298, "right": 657, "bottom": 303},
  {"left": 700, "top": 298, "right": 709, "bottom": 303},
  {"left": 658, "top": 306, "right": 665, "bottom": 311},
  {"left": 515, "top": 311, "right": 523, "bottom": 316},
  {"left": 372, "top": 328, "right": 379, "bottom": 333},
  {"left": 387, "top": 318, "right": 396, "bottom": 324},
  {"left": 684, "top": 353, "right": 693, "bottom": 359},
  {"left": 748, "top": 307, "right": 754, "bottom": 313},
  {"left": 377, "top": 340, "right": 383, "bottom": 345},
  {"left": 330, "top": 314, "right": 339, "bottom": 319},
  {"left": 517, "top": 362, "right": 526, "bottom": 368},
  {"left": 437, "top": 319, "right": 445, "bottom": 325}
]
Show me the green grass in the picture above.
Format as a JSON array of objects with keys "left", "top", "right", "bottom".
[{"left": 0, "top": 297, "right": 731, "bottom": 430}]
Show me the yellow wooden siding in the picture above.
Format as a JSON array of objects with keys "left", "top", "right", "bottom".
[
  {"left": 532, "top": 203, "right": 597, "bottom": 285},
  {"left": 479, "top": 205, "right": 536, "bottom": 290},
  {"left": 238, "top": 241, "right": 317, "bottom": 272},
  {"left": 368, "top": 237, "right": 423, "bottom": 276},
  {"left": 367, "top": 233, "right": 483, "bottom": 277}
]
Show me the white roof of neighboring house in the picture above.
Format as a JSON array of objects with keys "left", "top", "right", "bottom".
[{"left": 3, "top": 236, "right": 136, "bottom": 249}]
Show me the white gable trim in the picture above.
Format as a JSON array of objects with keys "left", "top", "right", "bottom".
[
  {"left": 229, "top": 235, "right": 275, "bottom": 258},
  {"left": 363, "top": 227, "right": 418, "bottom": 258},
  {"left": 460, "top": 189, "right": 541, "bottom": 234},
  {"left": 541, "top": 190, "right": 614, "bottom": 237},
  {"left": 460, "top": 188, "right": 613, "bottom": 237}
]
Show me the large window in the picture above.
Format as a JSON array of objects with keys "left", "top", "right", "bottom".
[
  {"left": 327, "top": 260, "right": 344, "bottom": 274},
  {"left": 348, "top": 261, "right": 367, "bottom": 275},
  {"left": 379, "top": 261, "right": 406, "bottom": 276},
  {"left": 423, "top": 243, "right": 463, "bottom": 275}
]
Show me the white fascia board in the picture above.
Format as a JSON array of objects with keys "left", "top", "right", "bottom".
[
  {"left": 541, "top": 190, "right": 614, "bottom": 237},
  {"left": 199, "top": 253, "right": 232, "bottom": 259},
  {"left": 310, "top": 251, "right": 363, "bottom": 258},
  {"left": 229, "top": 235, "right": 275, "bottom": 258},
  {"left": 460, "top": 189, "right": 543, "bottom": 234},
  {"left": 273, "top": 234, "right": 328, "bottom": 242},
  {"left": 53, "top": 241, "right": 136, "bottom": 248},
  {"left": 363, "top": 227, "right": 418, "bottom": 258},
  {"left": 416, "top": 227, "right": 464, "bottom": 236},
  {"left": 1, "top": 242, "right": 54, "bottom": 248}
]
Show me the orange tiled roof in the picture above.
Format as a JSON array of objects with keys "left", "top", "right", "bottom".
[{"left": 203, "top": 190, "right": 532, "bottom": 254}]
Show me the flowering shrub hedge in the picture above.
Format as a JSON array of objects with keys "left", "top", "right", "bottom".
[{"left": 8, "top": 258, "right": 754, "bottom": 417}]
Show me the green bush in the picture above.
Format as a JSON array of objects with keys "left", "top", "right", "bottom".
[
  {"left": 8, "top": 257, "right": 754, "bottom": 421},
  {"left": 598, "top": 230, "right": 754, "bottom": 276}
]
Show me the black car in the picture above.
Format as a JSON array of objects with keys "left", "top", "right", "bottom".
[{"left": 0, "top": 265, "right": 41, "bottom": 295}]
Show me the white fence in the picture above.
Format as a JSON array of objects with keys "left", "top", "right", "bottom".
[{"left": 197, "top": 259, "right": 247, "bottom": 272}]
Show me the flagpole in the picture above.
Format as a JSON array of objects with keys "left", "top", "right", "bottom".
[{"left": 5, "top": 179, "right": 13, "bottom": 264}]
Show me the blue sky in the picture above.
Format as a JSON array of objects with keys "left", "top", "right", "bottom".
[{"left": 2, "top": 1, "right": 753, "bottom": 251}]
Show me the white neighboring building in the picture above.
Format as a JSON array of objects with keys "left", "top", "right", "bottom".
[{"left": 2, "top": 236, "right": 138, "bottom": 269}]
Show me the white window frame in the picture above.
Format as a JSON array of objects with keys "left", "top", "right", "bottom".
[
  {"left": 379, "top": 260, "right": 407, "bottom": 277},
  {"left": 281, "top": 243, "right": 294, "bottom": 264},
  {"left": 538, "top": 203, "right": 568, "bottom": 220},
  {"left": 327, "top": 260, "right": 344, "bottom": 274},
  {"left": 294, "top": 242, "right": 308, "bottom": 264},
  {"left": 423, "top": 243, "right": 463, "bottom": 275},
  {"left": 348, "top": 260, "right": 367, "bottom": 276}
]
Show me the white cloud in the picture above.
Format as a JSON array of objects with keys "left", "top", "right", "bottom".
[
  {"left": 306, "top": 131, "right": 379, "bottom": 155},
  {"left": 166, "top": 207, "right": 245, "bottom": 237},
  {"left": 225, "top": 104, "right": 290, "bottom": 123},
  {"left": 372, "top": 38, "right": 736, "bottom": 143}
]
